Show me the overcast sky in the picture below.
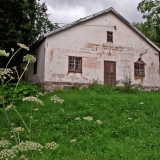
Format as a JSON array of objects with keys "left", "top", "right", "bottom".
[{"left": 40, "top": 0, "right": 144, "bottom": 26}]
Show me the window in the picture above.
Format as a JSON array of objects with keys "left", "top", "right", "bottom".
[
  {"left": 68, "top": 56, "right": 82, "bottom": 73},
  {"left": 134, "top": 58, "right": 145, "bottom": 77},
  {"left": 34, "top": 60, "right": 37, "bottom": 74},
  {"left": 107, "top": 31, "right": 113, "bottom": 42}
]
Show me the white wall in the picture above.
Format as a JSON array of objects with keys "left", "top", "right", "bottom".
[
  {"left": 27, "top": 40, "right": 46, "bottom": 84},
  {"left": 32, "top": 12, "right": 160, "bottom": 88}
]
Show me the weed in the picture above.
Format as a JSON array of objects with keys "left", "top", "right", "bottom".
[{"left": 0, "top": 44, "right": 59, "bottom": 160}]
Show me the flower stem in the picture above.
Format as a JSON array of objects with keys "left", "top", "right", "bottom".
[
  {"left": 12, "top": 62, "right": 29, "bottom": 103},
  {"left": 12, "top": 108, "right": 30, "bottom": 133},
  {"left": 6, "top": 48, "right": 21, "bottom": 68},
  {"left": 1, "top": 79, "right": 18, "bottom": 144}
]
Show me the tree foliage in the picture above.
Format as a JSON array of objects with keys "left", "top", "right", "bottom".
[
  {"left": 0, "top": 0, "right": 57, "bottom": 67},
  {"left": 136, "top": 0, "right": 160, "bottom": 47}
]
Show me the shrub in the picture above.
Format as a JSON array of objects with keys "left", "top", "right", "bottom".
[{"left": 1, "top": 82, "right": 41, "bottom": 104}]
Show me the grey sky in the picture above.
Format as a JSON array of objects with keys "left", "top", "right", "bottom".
[{"left": 40, "top": 0, "right": 144, "bottom": 26}]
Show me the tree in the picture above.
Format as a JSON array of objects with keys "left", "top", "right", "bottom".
[
  {"left": 137, "top": 0, "right": 160, "bottom": 47},
  {"left": 0, "top": 0, "right": 58, "bottom": 67},
  {"left": 133, "top": 21, "right": 158, "bottom": 44}
]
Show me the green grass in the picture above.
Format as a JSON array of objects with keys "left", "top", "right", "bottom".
[{"left": 1, "top": 85, "right": 160, "bottom": 159}]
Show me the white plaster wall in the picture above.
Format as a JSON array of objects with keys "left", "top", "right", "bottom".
[
  {"left": 43, "top": 12, "right": 159, "bottom": 87},
  {"left": 27, "top": 40, "right": 46, "bottom": 84}
]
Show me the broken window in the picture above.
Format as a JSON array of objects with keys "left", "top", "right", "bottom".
[
  {"left": 107, "top": 31, "right": 113, "bottom": 43},
  {"left": 134, "top": 58, "right": 145, "bottom": 77},
  {"left": 68, "top": 56, "right": 82, "bottom": 73}
]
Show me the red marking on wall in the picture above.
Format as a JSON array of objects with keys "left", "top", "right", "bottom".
[
  {"left": 83, "top": 57, "right": 101, "bottom": 68},
  {"left": 86, "top": 43, "right": 100, "bottom": 49},
  {"left": 102, "top": 44, "right": 125, "bottom": 52},
  {"left": 49, "top": 49, "right": 53, "bottom": 62},
  {"left": 151, "top": 62, "right": 154, "bottom": 66}
]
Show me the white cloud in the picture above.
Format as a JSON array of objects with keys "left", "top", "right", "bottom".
[
  {"left": 47, "top": 5, "right": 86, "bottom": 25},
  {"left": 40, "top": 0, "right": 144, "bottom": 26}
]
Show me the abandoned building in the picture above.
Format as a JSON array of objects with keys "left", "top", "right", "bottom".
[{"left": 26, "top": 7, "right": 160, "bottom": 91}]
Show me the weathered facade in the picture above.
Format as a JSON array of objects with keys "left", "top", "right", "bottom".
[{"left": 26, "top": 7, "right": 160, "bottom": 91}]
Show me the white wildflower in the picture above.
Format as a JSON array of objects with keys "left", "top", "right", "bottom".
[
  {"left": 0, "top": 140, "right": 11, "bottom": 148},
  {"left": 33, "top": 108, "right": 39, "bottom": 111},
  {"left": 23, "top": 54, "right": 36, "bottom": 63},
  {"left": 23, "top": 96, "right": 44, "bottom": 105},
  {"left": 45, "top": 142, "right": 59, "bottom": 150},
  {"left": 140, "top": 102, "right": 144, "bottom": 105},
  {"left": 12, "top": 66, "right": 17, "bottom": 70},
  {"left": 75, "top": 117, "right": 81, "bottom": 121},
  {"left": 0, "top": 149, "right": 16, "bottom": 159},
  {"left": 128, "top": 117, "right": 132, "bottom": 120},
  {"left": 11, "top": 48, "right": 14, "bottom": 52},
  {"left": 17, "top": 43, "right": 29, "bottom": 51},
  {"left": 12, "top": 141, "right": 44, "bottom": 152},
  {"left": 0, "top": 49, "right": 10, "bottom": 57},
  {"left": 36, "top": 92, "right": 44, "bottom": 97},
  {"left": 12, "top": 127, "right": 24, "bottom": 133},
  {"left": 0, "top": 68, "right": 13, "bottom": 80},
  {"left": 83, "top": 116, "right": 93, "bottom": 121},
  {"left": 50, "top": 95, "right": 64, "bottom": 104},
  {"left": 95, "top": 120, "right": 102, "bottom": 125},
  {"left": 5, "top": 104, "right": 15, "bottom": 111},
  {"left": 70, "top": 139, "right": 76, "bottom": 143}
]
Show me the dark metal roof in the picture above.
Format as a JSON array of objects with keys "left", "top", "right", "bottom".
[{"left": 43, "top": 7, "right": 160, "bottom": 52}]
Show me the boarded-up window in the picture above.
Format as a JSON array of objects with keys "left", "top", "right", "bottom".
[
  {"left": 107, "top": 31, "right": 113, "bottom": 43},
  {"left": 134, "top": 58, "right": 145, "bottom": 77},
  {"left": 68, "top": 56, "right": 82, "bottom": 73}
]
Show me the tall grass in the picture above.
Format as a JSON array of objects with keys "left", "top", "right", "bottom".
[{"left": 1, "top": 85, "right": 160, "bottom": 159}]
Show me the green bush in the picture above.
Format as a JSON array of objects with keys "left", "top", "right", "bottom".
[{"left": 1, "top": 82, "right": 41, "bottom": 104}]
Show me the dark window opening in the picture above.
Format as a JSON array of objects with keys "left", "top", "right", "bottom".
[
  {"left": 34, "top": 61, "right": 37, "bottom": 74},
  {"left": 107, "top": 31, "right": 113, "bottom": 43},
  {"left": 68, "top": 56, "right": 82, "bottom": 73},
  {"left": 134, "top": 58, "right": 145, "bottom": 77}
]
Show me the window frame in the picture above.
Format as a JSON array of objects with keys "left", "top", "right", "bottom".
[
  {"left": 107, "top": 31, "right": 113, "bottom": 43},
  {"left": 68, "top": 56, "right": 82, "bottom": 73},
  {"left": 134, "top": 61, "right": 145, "bottom": 77}
]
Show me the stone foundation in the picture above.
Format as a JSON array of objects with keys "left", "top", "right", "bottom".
[
  {"left": 37, "top": 82, "right": 90, "bottom": 92},
  {"left": 37, "top": 81, "right": 160, "bottom": 92}
]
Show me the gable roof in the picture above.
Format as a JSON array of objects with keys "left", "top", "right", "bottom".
[{"left": 43, "top": 7, "right": 160, "bottom": 52}]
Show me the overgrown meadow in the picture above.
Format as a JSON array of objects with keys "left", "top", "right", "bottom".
[{"left": 1, "top": 84, "right": 160, "bottom": 160}]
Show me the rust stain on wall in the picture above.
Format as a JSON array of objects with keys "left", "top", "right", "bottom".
[{"left": 49, "top": 49, "right": 53, "bottom": 62}]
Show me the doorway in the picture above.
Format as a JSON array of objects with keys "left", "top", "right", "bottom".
[{"left": 104, "top": 61, "right": 116, "bottom": 85}]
